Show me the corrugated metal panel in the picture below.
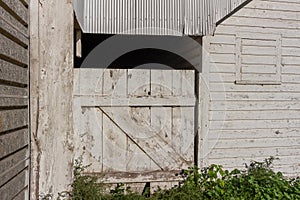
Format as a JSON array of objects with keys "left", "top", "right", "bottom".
[{"left": 74, "top": 0, "right": 250, "bottom": 36}]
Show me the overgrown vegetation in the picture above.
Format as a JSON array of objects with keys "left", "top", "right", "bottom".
[{"left": 63, "top": 157, "right": 300, "bottom": 200}]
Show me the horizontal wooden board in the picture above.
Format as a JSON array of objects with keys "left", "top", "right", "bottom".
[
  {"left": 89, "top": 171, "right": 182, "bottom": 184},
  {"left": 246, "top": 1, "right": 300, "bottom": 12},
  {"left": 210, "top": 119, "right": 300, "bottom": 130},
  {"left": 209, "top": 44, "right": 235, "bottom": 54},
  {"left": 210, "top": 110, "right": 300, "bottom": 120},
  {"left": 210, "top": 100, "right": 300, "bottom": 111},
  {"left": 206, "top": 137, "right": 300, "bottom": 149},
  {"left": 210, "top": 53, "right": 235, "bottom": 64},
  {"left": 281, "top": 74, "right": 300, "bottom": 83},
  {"left": 1, "top": 0, "right": 28, "bottom": 25},
  {"left": 224, "top": 16, "right": 300, "bottom": 30},
  {"left": 207, "top": 147, "right": 300, "bottom": 160},
  {"left": 236, "top": 7, "right": 300, "bottom": 21},
  {"left": 0, "top": 85, "right": 27, "bottom": 96},
  {"left": 0, "top": 147, "right": 27, "bottom": 179},
  {"left": 282, "top": 47, "right": 300, "bottom": 56},
  {"left": 242, "top": 55, "right": 277, "bottom": 65},
  {"left": 0, "top": 97, "right": 27, "bottom": 107},
  {"left": 0, "top": 169, "right": 26, "bottom": 200},
  {"left": 0, "top": 34, "right": 27, "bottom": 66},
  {"left": 209, "top": 35, "right": 236, "bottom": 45},
  {"left": 0, "top": 60, "right": 28, "bottom": 85},
  {"left": 0, "top": 17, "right": 28, "bottom": 47},
  {"left": 0, "top": 6, "right": 27, "bottom": 36},
  {"left": 206, "top": 128, "right": 300, "bottom": 140},
  {"left": 75, "top": 96, "right": 196, "bottom": 107},
  {"left": 240, "top": 73, "right": 280, "bottom": 83},
  {"left": 208, "top": 73, "right": 235, "bottom": 83},
  {"left": 209, "top": 63, "right": 235, "bottom": 73},
  {"left": 0, "top": 128, "right": 28, "bottom": 158},
  {"left": 242, "top": 39, "right": 277, "bottom": 47},
  {"left": 282, "top": 65, "right": 300, "bottom": 74},
  {"left": 210, "top": 91, "right": 300, "bottom": 101},
  {"left": 0, "top": 109, "right": 28, "bottom": 133},
  {"left": 74, "top": 69, "right": 195, "bottom": 97},
  {"left": 241, "top": 64, "right": 277, "bottom": 74},
  {"left": 282, "top": 56, "right": 300, "bottom": 65},
  {"left": 242, "top": 46, "right": 276, "bottom": 56},
  {"left": 216, "top": 24, "right": 300, "bottom": 38},
  {"left": 210, "top": 83, "right": 300, "bottom": 92},
  {"left": 0, "top": 158, "right": 28, "bottom": 187}
]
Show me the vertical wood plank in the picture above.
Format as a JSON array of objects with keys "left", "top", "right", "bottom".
[
  {"left": 172, "top": 70, "right": 182, "bottom": 96},
  {"left": 126, "top": 107, "right": 157, "bottom": 171},
  {"left": 151, "top": 70, "right": 173, "bottom": 96},
  {"left": 128, "top": 69, "right": 150, "bottom": 96},
  {"left": 102, "top": 112, "right": 127, "bottom": 172},
  {"left": 182, "top": 70, "right": 195, "bottom": 96},
  {"left": 151, "top": 106, "right": 173, "bottom": 168},
  {"left": 172, "top": 107, "right": 194, "bottom": 163},
  {"left": 151, "top": 107, "right": 172, "bottom": 145},
  {"left": 200, "top": 36, "right": 212, "bottom": 169},
  {"left": 103, "top": 69, "right": 127, "bottom": 97},
  {"left": 76, "top": 69, "right": 104, "bottom": 95},
  {"left": 75, "top": 108, "right": 103, "bottom": 172}
]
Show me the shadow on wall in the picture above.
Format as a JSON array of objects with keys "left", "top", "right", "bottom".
[{"left": 74, "top": 33, "right": 202, "bottom": 71}]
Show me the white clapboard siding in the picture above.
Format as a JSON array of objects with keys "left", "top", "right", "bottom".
[
  {"left": 202, "top": 0, "right": 300, "bottom": 176},
  {"left": 74, "top": 69, "right": 195, "bottom": 182}
]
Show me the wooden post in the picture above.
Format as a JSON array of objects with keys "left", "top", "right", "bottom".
[{"left": 30, "top": 0, "right": 74, "bottom": 198}]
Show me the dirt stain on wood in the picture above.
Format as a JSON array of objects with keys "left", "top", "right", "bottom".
[{"left": 0, "top": 116, "right": 2, "bottom": 132}]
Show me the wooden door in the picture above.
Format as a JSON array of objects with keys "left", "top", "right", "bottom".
[{"left": 73, "top": 68, "right": 196, "bottom": 184}]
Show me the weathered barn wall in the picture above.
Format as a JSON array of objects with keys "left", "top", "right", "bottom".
[
  {"left": 201, "top": 0, "right": 300, "bottom": 176},
  {"left": 30, "top": 0, "right": 74, "bottom": 199},
  {"left": 0, "top": 0, "right": 29, "bottom": 199}
]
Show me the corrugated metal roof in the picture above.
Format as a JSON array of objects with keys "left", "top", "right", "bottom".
[{"left": 74, "top": 0, "right": 250, "bottom": 36}]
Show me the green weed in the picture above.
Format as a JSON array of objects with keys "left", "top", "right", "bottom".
[{"left": 64, "top": 156, "right": 300, "bottom": 200}]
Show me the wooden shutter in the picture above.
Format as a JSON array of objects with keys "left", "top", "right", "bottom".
[{"left": 235, "top": 32, "right": 282, "bottom": 85}]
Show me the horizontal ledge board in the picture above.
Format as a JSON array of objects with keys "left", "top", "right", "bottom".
[
  {"left": 84, "top": 170, "right": 182, "bottom": 184},
  {"left": 74, "top": 96, "right": 196, "bottom": 107},
  {"left": 235, "top": 80, "right": 282, "bottom": 85}
]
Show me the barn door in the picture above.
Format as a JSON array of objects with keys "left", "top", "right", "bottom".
[{"left": 73, "top": 69, "right": 196, "bottom": 184}]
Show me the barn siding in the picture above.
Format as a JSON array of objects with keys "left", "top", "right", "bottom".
[
  {"left": 0, "top": 0, "right": 29, "bottom": 199},
  {"left": 201, "top": 0, "right": 300, "bottom": 176}
]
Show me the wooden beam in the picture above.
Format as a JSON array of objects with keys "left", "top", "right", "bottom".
[
  {"left": 76, "top": 29, "right": 82, "bottom": 58},
  {"left": 74, "top": 95, "right": 196, "bottom": 107},
  {"left": 29, "top": 0, "right": 74, "bottom": 198},
  {"left": 84, "top": 170, "right": 183, "bottom": 184}
]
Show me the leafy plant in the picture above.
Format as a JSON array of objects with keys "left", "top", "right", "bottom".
[
  {"left": 71, "top": 158, "right": 104, "bottom": 200},
  {"left": 66, "top": 156, "right": 300, "bottom": 200}
]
